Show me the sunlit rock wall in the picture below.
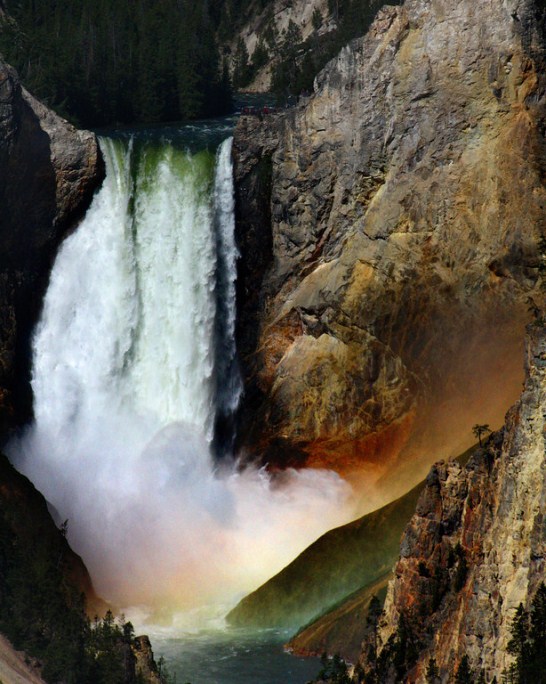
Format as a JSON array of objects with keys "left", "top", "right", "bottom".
[
  {"left": 367, "top": 320, "right": 545, "bottom": 681},
  {"left": 233, "top": 0, "right": 546, "bottom": 496}
]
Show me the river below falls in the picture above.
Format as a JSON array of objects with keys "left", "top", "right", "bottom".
[{"left": 151, "top": 629, "right": 320, "bottom": 684}]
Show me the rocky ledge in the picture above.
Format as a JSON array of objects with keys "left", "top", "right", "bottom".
[
  {"left": 0, "top": 57, "right": 103, "bottom": 438},
  {"left": 233, "top": 0, "right": 546, "bottom": 493}
]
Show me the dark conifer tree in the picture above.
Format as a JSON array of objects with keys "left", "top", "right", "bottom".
[
  {"left": 426, "top": 657, "right": 440, "bottom": 683},
  {"left": 455, "top": 655, "right": 474, "bottom": 683},
  {"left": 0, "top": 0, "right": 233, "bottom": 126}
]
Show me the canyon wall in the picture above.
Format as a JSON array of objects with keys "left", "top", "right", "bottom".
[
  {"left": 233, "top": 0, "right": 329, "bottom": 91},
  {"left": 233, "top": 0, "right": 546, "bottom": 495},
  {"left": 0, "top": 57, "right": 103, "bottom": 438},
  {"left": 0, "top": 451, "right": 105, "bottom": 617},
  {"left": 359, "top": 320, "right": 545, "bottom": 681}
]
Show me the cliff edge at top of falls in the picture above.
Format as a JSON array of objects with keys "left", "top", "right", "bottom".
[
  {"left": 352, "top": 318, "right": 546, "bottom": 682},
  {"left": 232, "top": 0, "right": 546, "bottom": 493},
  {"left": 0, "top": 56, "right": 103, "bottom": 438}
]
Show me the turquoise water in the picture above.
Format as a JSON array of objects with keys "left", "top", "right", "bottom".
[
  {"left": 153, "top": 628, "right": 319, "bottom": 684},
  {"left": 97, "top": 94, "right": 276, "bottom": 154}
]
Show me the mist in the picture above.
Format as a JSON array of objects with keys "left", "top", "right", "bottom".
[
  {"left": 6, "top": 135, "right": 357, "bottom": 616},
  {"left": 10, "top": 419, "right": 353, "bottom": 612}
]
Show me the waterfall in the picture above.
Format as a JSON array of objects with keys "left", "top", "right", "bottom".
[
  {"left": 29, "top": 137, "right": 220, "bottom": 445},
  {"left": 8, "top": 132, "right": 351, "bottom": 613},
  {"left": 212, "top": 138, "right": 242, "bottom": 456}
]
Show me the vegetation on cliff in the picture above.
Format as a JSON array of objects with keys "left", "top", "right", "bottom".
[
  {"left": 0, "top": 0, "right": 409, "bottom": 127},
  {"left": 505, "top": 584, "right": 546, "bottom": 684},
  {"left": 351, "top": 320, "right": 546, "bottom": 682},
  {"left": 336, "top": 582, "right": 546, "bottom": 683},
  {"left": 286, "top": 575, "right": 390, "bottom": 664},
  {"left": 227, "top": 480, "right": 423, "bottom": 630},
  {"left": 234, "top": 0, "right": 402, "bottom": 99}
]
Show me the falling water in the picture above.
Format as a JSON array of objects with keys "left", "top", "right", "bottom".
[
  {"left": 8, "top": 133, "right": 352, "bottom": 613},
  {"left": 212, "top": 138, "right": 243, "bottom": 456}
]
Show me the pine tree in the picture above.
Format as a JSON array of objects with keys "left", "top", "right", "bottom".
[
  {"left": 362, "top": 595, "right": 383, "bottom": 683},
  {"left": 312, "top": 7, "right": 323, "bottom": 32},
  {"left": 472, "top": 424, "right": 491, "bottom": 447},
  {"left": 528, "top": 584, "right": 546, "bottom": 683},
  {"left": 0, "top": 0, "right": 233, "bottom": 125},
  {"left": 233, "top": 36, "right": 251, "bottom": 88},
  {"left": 455, "top": 655, "right": 474, "bottom": 683},
  {"left": 426, "top": 657, "right": 440, "bottom": 683},
  {"left": 507, "top": 603, "right": 530, "bottom": 683}
]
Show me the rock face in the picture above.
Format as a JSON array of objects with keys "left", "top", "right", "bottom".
[
  {"left": 233, "top": 0, "right": 545, "bottom": 490},
  {"left": 231, "top": 0, "right": 330, "bottom": 92},
  {"left": 0, "top": 633, "right": 47, "bottom": 684},
  {"left": 0, "top": 57, "right": 103, "bottom": 437},
  {"left": 286, "top": 573, "right": 391, "bottom": 664},
  {"left": 359, "top": 322, "right": 546, "bottom": 682},
  {"left": 131, "top": 637, "right": 161, "bottom": 684}
]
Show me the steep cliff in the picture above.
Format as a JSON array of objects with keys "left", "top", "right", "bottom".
[
  {"left": 0, "top": 448, "right": 162, "bottom": 684},
  {"left": 0, "top": 56, "right": 103, "bottom": 437},
  {"left": 0, "top": 452, "right": 105, "bottom": 615},
  {"left": 233, "top": 0, "right": 546, "bottom": 494},
  {"left": 230, "top": 0, "right": 329, "bottom": 91},
  {"left": 356, "top": 321, "right": 546, "bottom": 682},
  {"left": 0, "top": 633, "right": 46, "bottom": 684},
  {"left": 286, "top": 574, "right": 391, "bottom": 664},
  {"left": 0, "top": 451, "right": 106, "bottom": 680}
]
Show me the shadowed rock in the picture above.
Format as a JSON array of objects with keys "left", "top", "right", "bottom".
[{"left": 0, "top": 57, "right": 103, "bottom": 438}]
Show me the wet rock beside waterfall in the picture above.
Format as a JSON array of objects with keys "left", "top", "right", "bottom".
[{"left": 0, "top": 56, "right": 103, "bottom": 437}]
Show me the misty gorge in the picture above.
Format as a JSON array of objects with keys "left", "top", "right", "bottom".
[
  {"left": 8, "top": 129, "right": 355, "bottom": 612},
  {"left": 0, "top": 0, "right": 545, "bottom": 683}
]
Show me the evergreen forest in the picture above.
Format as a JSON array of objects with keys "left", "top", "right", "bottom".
[
  {"left": 0, "top": 0, "right": 404, "bottom": 128},
  {"left": 232, "top": 0, "right": 402, "bottom": 100},
  {"left": 0, "top": 0, "right": 234, "bottom": 127}
]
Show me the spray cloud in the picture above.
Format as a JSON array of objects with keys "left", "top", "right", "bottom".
[{"left": 8, "top": 136, "right": 354, "bottom": 613}]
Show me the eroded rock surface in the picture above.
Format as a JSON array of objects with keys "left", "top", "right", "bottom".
[
  {"left": 230, "top": 0, "right": 330, "bottom": 92},
  {"left": 359, "top": 322, "right": 546, "bottom": 681},
  {"left": 233, "top": 0, "right": 546, "bottom": 489},
  {"left": 132, "top": 636, "right": 161, "bottom": 684},
  {"left": 0, "top": 57, "right": 103, "bottom": 437}
]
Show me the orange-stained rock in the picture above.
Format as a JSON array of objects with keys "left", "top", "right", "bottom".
[
  {"left": 361, "top": 322, "right": 546, "bottom": 681},
  {"left": 233, "top": 0, "right": 545, "bottom": 496}
]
